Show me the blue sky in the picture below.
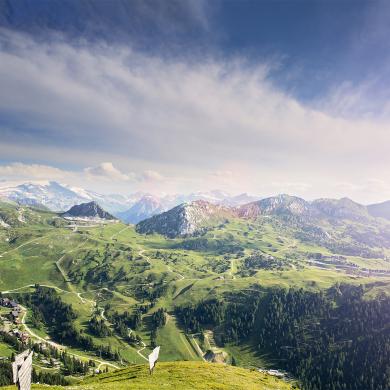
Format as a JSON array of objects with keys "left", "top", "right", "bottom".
[
  {"left": 218, "top": 1, "right": 390, "bottom": 101},
  {"left": 0, "top": 0, "right": 390, "bottom": 202}
]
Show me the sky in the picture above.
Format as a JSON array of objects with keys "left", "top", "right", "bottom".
[{"left": 0, "top": 0, "right": 390, "bottom": 203}]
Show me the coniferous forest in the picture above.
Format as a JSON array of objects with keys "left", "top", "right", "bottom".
[
  {"left": 176, "top": 284, "right": 390, "bottom": 390},
  {"left": 15, "top": 285, "right": 120, "bottom": 360}
]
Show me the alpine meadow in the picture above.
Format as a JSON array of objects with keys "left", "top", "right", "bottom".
[{"left": 0, "top": 1, "right": 389, "bottom": 390}]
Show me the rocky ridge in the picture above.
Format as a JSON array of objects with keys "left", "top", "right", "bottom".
[{"left": 62, "top": 201, "right": 116, "bottom": 220}]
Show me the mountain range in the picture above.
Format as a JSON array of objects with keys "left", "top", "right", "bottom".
[
  {"left": 0, "top": 181, "right": 259, "bottom": 223},
  {"left": 136, "top": 194, "right": 390, "bottom": 239},
  {"left": 1, "top": 181, "right": 390, "bottom": 227}
]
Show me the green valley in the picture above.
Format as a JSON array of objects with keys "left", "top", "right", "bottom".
[{"left": 0, "top": 199, "right": 389, "bottom": 389}]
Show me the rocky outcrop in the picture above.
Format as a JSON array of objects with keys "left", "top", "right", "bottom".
[
  {"left": 136, "top": 200, "right": 233, "bottom": 238},
  {"left": 237, "top": 194, "right": 311, "bottom": 219},
  {"left": 62, "top": 201, "right": 116, "bottom": 220},
  {"left": 312, "top": 197, "right": 369, "bottom": 221}
]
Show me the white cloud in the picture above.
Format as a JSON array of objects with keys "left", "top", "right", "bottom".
[
  {"left": 0, "top": 163, "right": 66, "bottom": 180},
  {"left": 139, "top": 170, "right": 164, "bottom": 182},
  {"left": 0, "top": 29, "right": 390, "bottom": 202},
  {"left": 84, "top": 162, "right": 130, "bottom": 181}
]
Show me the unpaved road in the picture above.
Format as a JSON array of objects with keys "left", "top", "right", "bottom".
[{"left": 19, "top": 305, "right": 119, "bottom": 369}]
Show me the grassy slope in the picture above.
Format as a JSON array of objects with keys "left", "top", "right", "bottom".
[
  {"left": 0, "top": 342, "right": 14, "bottom": 357},
  {"left": 1, "top": 203, "right": 390, "bottom": 369},
  {"left": 156, "top": 315, "right": 200, "bottom": 361},
  {"left": 1, "top": 362, "right": 295, "bottom": 390}
]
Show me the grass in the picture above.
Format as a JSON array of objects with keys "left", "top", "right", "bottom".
[
  {"left": 82, "top": 361, "right": 295, "bottom": 390},
  {"left": 0, "top": 361, "right": 296, "bottom": 389},
  {"left": 1, "top": 201, "right": 390, "bottom": 373},
  {"left": 0, "top": 341, "right": 14, "bottom": 357},
  {"left": 156, "top": 315, "right": 201, "bottom": 361}
]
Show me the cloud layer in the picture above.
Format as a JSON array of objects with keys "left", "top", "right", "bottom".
[{"left": 0, "top": 29, "right": 389, "bottom": 202}]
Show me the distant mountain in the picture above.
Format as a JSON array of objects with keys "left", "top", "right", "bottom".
[
  {"left": 222, "top": 193, "right": 260, "bottom": 207},
  {"left": 237, "top": 195, "right": 372, "bottom": 222},
  {"left": 62, "top": 201, "right": 116, "bottom": 220},
  {"left": 173, "top": 190, "right": 259, "bottom": 207},
  {"left": 0, "top": 181, "right": 141, "bottom": 213},
  {"left": 237, "top": 194, "right": 310, "bottom": 219},
  {"left": 2, "top": 181, "right": 383, "bottom": 226},
  {"left": 0, "top": 181, "right": 87, "bottom": 211},
  {"left": 312, "top": 197, "right": 369, "bottom": 221},
  {"left": 367, "top": 200, "right": 390, "bottom": 220},
  {"left": 117, "top": 195, "right": 166, "bottom": 224},
  {"left": 0, "top": 182, "right": 258, "bottom": 220},
  {"left": 181, "top": 190, "right": 230, "bottom": 204},
  {"left": 136, "top": 200, "right": 233, "bottom": 238},
  {"left": 137, "top": 193, "right": 384, "bottom": 239},
  {"left": 114, "top": 191, "right": 258, "bottom": 223}
]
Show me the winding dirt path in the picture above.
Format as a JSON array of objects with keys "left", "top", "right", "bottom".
[
  {"left": 0, "top": 236, "right": 45, "bottom": 257},
  {"left": 18, "top": 305, "right": 119, "bottom": 369},
  {"left": 136, "top": 340, "right": 148, "bottom": 361},
  {"left": 139, "top": 247, "right": 185, "bottom": 280},
  {"left": 166, "top": 264, "right": 185, "bottom": 280},
  {"left": 110, "top": 225, "right": 131, "bottom": 240}
]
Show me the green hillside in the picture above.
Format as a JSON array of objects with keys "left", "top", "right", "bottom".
[
  {"left": 1, "top": 361, "right": 294, "bottom": 390},
  {"left": 0, "top": 202, "right": 389, "bottom": 389}
]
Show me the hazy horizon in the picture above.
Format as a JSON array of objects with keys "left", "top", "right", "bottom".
[{"left": 1, "top": 177, "right": 389, "bottom": 206}]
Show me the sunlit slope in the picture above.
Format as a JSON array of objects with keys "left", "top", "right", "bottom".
[
  {"left": 1, "top": 362, "right": 294, "bottom": 390},
  {"left": 1, "top": 201, "right": 389, "bottom": 371}
]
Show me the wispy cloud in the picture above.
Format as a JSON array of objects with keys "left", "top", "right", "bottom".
[
  {"left": 0, "top": 28, "right": 389, "bottom": 202},
  {"left": 0, "top": 163, "right": 66, "bottom": 180},
  {"left": 85, "top": 162, "right": 130, "bottom": 181},
  {"left": 139, "top": 170, "right": 164, "bottom": 182}
]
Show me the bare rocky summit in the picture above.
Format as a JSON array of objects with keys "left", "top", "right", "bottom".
[
  {"left": 62, "top": 201, "right": 116, "bottom": 220},
  {"left": 136, "top": 200, "right": 233, "bottom": 238}
]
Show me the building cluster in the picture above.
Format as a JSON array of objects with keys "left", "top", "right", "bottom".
[
  {"left": 0, "top": 297, "right": 22, "bottom": 324},
  {"left": 11, "top": 328, "right": 30, "bottom": 343},
  {"left": 0, "top": 297, "right": 29, "bottom": 343}
]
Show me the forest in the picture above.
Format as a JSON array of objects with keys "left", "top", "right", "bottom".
[
  {"left": 175, "top": 285, "right": 390, "bottom": 390},
  {"left": 14, "top": 285, "right": 120, "bottom": 360}
]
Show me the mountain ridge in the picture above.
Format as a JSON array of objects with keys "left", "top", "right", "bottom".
[
  {"left": 136, "top": 200, "right": 233, "bottom": 238},
  {"left": 0, "top": 181, "right": 259, "bottom": 220},
  {"left": 62, "top": 201, "right": 116, "bottom": 220},
  {"left": 2, "top": 181, "right": 390, "bottom": 223},
  {"left": 136, "top": 194, "right": 389, "bottom": 238},
  {"left": 117, "top": 195, "right": 166, "bottom": 224},
  {"left": 367, "top": 200, "right": 390, "bottom": 220}
]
